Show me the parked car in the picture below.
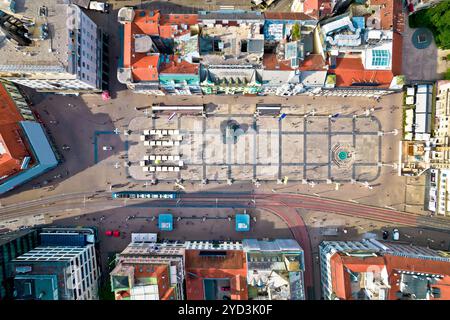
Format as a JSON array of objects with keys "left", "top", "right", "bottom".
[
  {"left": 392, "top": 228, "right": 400, "bottom": 241},
  {"left": 382, "top": 230, "right": 389, "bottom": 240},
  {"left": 105, "top": 230, "right": 113, "bottom": 236},
  {"left": 103, "top": 146, "right": 113, "bottom": 151},
  {"left": 113, "top": 230, "right": 120, "bottom": 238},
  {"left": 220, "top": 286, "right": 231, "bottom": 292},
  {"left": 62, "top": 144, "right": 70, "bottom": 151}
]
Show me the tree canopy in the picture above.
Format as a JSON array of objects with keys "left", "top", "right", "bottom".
[
  {"left": 409, "top": 1, "right": 450, "bottom": 49},
  {"left": 291, "top": 23, "right": 301, "bottom": 41}
]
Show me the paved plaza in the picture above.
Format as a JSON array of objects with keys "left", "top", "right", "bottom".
[{"left": 126, "top": 104, "right": 382, "bottom": 183}]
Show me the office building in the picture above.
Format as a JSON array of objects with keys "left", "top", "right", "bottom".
[
  {"left": 8, "top": 227, "right": 100, "bottom": 300},
  {"left": 0, "top": 229, "right": 39, "bottom": 299},
  {"left": 0, "top": 0, "right": 106, "bottom": 93}
]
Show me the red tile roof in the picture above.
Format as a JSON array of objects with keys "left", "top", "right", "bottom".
[
  {"left": 0, "top": 84, "right": 31, "bottom": 179},
  {"left": 130, "top": 55, "right": 160, "bottom": 82},
  {"left": 331, "top": 57, "right": 394, "bottom": 88},
  {"left": 160, "top": 14, "right": 198, "bottom": 27},
  {"left": 159, "top": 57, "right": 199, "bottom": 74},
  {"left": 299, "top": 54, "right": 327, "bottom": 71},
  {"left": 370, "top": 0, "right": 404, "bottom": 32},
  {"left": 329, "top": 252, "right": 450, "bottom": 300},
  {"left": 264, "top": 12, "right": 315, "bottom": 21},
  {"left": 185, "top": 250, "right": 248, "bottom": 300},
  {"left": 391, "top": 32, "right": 403, "bottom": 76},
  {"left": 263, "top": 54, "right": 294, "bottom": 71},
  {"left": 123, "top": 11, "right": 199, "bottom": 82},
  {"left": 303, "top": 0, "right": 320, "bottom": 18},
  {"left": 302, "top": 0, "right": 332, "bottom": 18},
  {"left": 129, "top": 263, "right": 175, "bottom": 300}
]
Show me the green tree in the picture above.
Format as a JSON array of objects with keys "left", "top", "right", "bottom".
[
  {"left": 291, "top": 23, "right": 301, "bottom": 41},
  {"left": 444, "top": 68, "right": 450, "bottom": 81},
  {"left": 409, "top": 1, "right": 450, "bottom": 49}
]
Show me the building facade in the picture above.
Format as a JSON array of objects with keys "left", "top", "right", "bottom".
[
  {"left": 242, "top": 239, "right": 306, "bottom": 300},
  {"left": 8, "top": 227, "right": 100, "bottom": 300},
  {"left": 0, "top": 229, "right": 39, "bottom": 300},
  {"left": 0, "top": 80, "right": 59, "bottom": 195},
  {"left": 184, "top": 241, "right": 248, "bottom": 300},
  {"left": 110, "top": 237, "right": 185, "bottom": 300},
  {"left": 320, "top": 239, "right": 450, "bottom": 300},
  {"left": 0, "top": 0, "right": 105, "bottom": 93},
  {"left": 118, "top": 3, "right": 403, "bottom": 97},
  {"left": 427, "top": 81, "right": 450, "bottom": 216}
]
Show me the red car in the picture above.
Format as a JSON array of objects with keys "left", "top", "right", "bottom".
[
  {"left": 113, "top": 230, "right": 120, "bottom": 238},
  {"left": 105, "top": 230, "right": 113, "bottom": 237},
  {"left": 220, "top": 286, "right": 230, "bottom": 292}
]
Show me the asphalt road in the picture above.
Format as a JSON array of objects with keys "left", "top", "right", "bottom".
[
  {"left": 2, "top": 190, "right": 450, "bottom": 299},
  {"left": 2, "top": 192, "right": 450, "bottom": 230}
]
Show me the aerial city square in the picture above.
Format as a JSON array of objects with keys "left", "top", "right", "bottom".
[{"left": 0, "top": 0, "right": 450, "bottom": 306}]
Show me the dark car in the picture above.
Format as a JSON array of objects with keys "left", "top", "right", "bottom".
[
  {"left": 382, "top": 230, "right": 389, "bottom": 240},
  {"left": 222, "top": 295, "right": 231, "bottom": 300}
]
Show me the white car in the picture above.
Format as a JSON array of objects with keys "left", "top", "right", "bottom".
[
  {"left": 392, "top": 228, "right": 400, "bottom": 241},
  {"left": 102, "top": 146, "right": 113, "bottom": 151}
]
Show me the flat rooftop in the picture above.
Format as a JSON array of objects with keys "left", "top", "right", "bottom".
[{"left": 0, "top": 0, "right": 70, "bottom": 70}]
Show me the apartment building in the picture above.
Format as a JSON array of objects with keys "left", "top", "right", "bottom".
[
  {"left": 320, "top": 239, "right": 450, "bottom": 300},
  {"left": 110, "top": 236, "right": 185, "bottom": 300},
  {"left": 184, "top": 240, "right": 248, "bottom": 300},
  {"left": 242, "top": 239, "right": 306, "bottom": 300}
]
